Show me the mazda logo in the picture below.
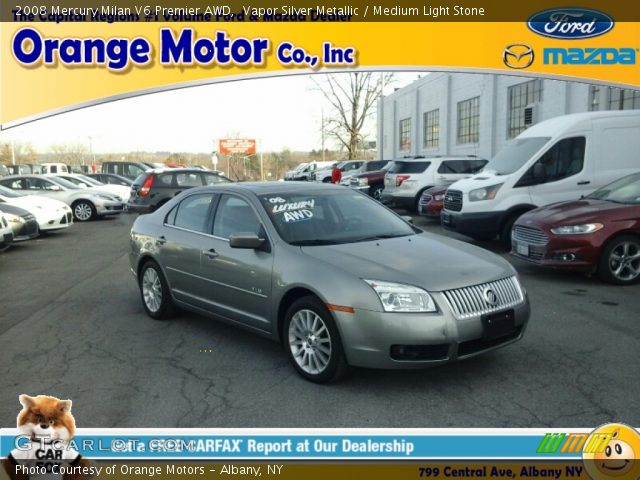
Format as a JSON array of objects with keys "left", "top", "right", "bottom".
[
  {"left": 483, "top": 287, "right": 499, "bottom": 306},
  {"left": 503, "top": 44, "right": 535, "bottom": 69}
]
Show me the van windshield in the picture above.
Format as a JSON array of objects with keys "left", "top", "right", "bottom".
[{"left": 485, "top": 137, "right": 550, "bottom": 175}]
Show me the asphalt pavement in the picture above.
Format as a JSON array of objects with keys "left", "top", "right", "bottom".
[{"left": 0, "top": 212, "right": 638, "bottom": 428}]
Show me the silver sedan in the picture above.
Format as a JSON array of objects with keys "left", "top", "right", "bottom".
[{"left": 129, "top": 183, "right": 530, "bottom": 383}]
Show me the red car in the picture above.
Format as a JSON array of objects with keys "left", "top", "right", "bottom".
[
  {"left": 418, "top": 185, "right": 448, "bottom": 218},
  {"left": 511, "top": 172, "right": 640, "bottom": 285}
]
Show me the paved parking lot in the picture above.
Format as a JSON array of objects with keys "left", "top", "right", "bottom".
[{"left": 0, "top": 212, "right": 638, "bottom": 428}]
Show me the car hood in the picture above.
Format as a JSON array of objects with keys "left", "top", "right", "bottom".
[
  {"left": 518, "top": 199, "right": 635, "bottom": 225},
  {"left": 448, "top": 171, "right": 504, "bottom": 191},
  {"left": 7, "top": 195, "right": 68, "bottom": 212},
  {"left": 301, "top": 233, "right": 515, "bottom": 292}
]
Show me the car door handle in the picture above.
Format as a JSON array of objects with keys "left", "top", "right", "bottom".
[
  {"left": 156, "top": 236, "right": 167, "bottom": 246},
  {"left": 577, "top": 180, "right": 591, "bottom": 185},
  {"left": 202, "top": 248, "right": 219, "bottom": 259}
]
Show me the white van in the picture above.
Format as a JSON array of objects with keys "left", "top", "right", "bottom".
[
  {"left": 441, "top": 110, "right": 640, "bottom": 246},
  {"left": 41, "top": 163, "right": 69, "bottom": 174}
]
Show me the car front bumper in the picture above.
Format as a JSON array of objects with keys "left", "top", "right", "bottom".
[
  {"left": 1, "top": 232, "right": 13, "bottom": 250},
  {"left": 96, "top": 201, "right": 125, "bottom": 216},
  {"left": 380, "top": 192, "right": 415, "bottom": 209},
  {"left": 37, "top": 211, "right": 73, "bottom": 231},
  {"left": 333, "top": 293, "right": 530, "bottom": 369},
  {"left": 418, "top": 201, "right": 443, "bottom": 218},
  {"left": 511, "top": 233, "right": 603, "bottom": 272},
  {"left": 441, "top": 210, "right": 506, "bottom": 239}
]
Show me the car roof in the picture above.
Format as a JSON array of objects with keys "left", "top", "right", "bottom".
[
  {"left": 191, "top": 181, "right": 347, "bottom": 196},
  {"left": 146, "top": 167, "right": 221, "bottom": 175},
  {"left": 393, "top": 156, "right": 484, "bottom": 162}
]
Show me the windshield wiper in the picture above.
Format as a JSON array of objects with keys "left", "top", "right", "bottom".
[
  {"left": 350, "top": 233, "right": 412, "bottom": 243},
  {"left": 290, "top": 239, "right": 341, "bottom": 246}
]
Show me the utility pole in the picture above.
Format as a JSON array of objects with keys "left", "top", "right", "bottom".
[
  {"left": 11, "top": 138, "right": 16, "bottom": 165},
  {"left": 379, "top": 72, "right": 385, "bottom": 160},
  {"left": 321, "top": 109, "right": 326, "bottom": 162}
]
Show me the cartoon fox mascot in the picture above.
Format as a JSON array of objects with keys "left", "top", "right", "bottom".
[{"left": 2, "top": 395, "right": 92, "bottom": 480}]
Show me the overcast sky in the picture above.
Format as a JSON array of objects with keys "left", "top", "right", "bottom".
[{"left": 0, "top": 72, "right": 421, "bottom": 154}]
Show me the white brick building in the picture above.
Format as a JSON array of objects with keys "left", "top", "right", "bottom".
[{"left": 377, "top": 73, "right": 640, "bottom": 160}]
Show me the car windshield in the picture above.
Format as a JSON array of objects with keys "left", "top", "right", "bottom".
[
  {"left": 484, "top": 137, "right": 550, "bottom": 175},
  {"left": 0, "top": 185, "right": 25, "bottom": 198},
  {"left": 587, "top": 173, "right": 640, "bottom": 204},
  {"left": 48, "top": 177, "right": 80, "bottom": 189},
  {"left": 76, "top": 175, "right": 103, "bottom": 186},
  {"left": 259, "top": 190, "right": 417, "bottom": 245}
]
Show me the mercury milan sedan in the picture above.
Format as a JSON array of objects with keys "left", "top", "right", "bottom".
[{"left": 129, "top": 183, "right": 530, "bottom": 383}]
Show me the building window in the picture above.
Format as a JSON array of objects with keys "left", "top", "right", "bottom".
[
  {"left": 457, "top": 97, "right": 480, "bottom": 144},
  {"left": 507, "top": 79, "right": 543, "bottom": 138},
  {"left": 399, "top": 118, "right": 411, "bottom": 151},
  {"left": 423, "top": 109, "right": 439, "bottom": 149},
  {"left": 608, "top": 88, "right": 640, "bottom": 110},
  {"left": 589, "top": 85, "right": 600, "bottom": 111}
]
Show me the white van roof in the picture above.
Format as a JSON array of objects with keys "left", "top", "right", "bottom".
[{"left": 519, "top": 110, "right": 640, "bottom": 139}]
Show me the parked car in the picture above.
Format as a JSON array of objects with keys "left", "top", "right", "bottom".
[
  {"left": 418, "top": 185, "right": 448, "bottom": 219},
  {"left": 442, "top": 111, "right": 640, "bottom": 248},
  {"left": 0, "top": 185, "right": 72, "bottom": 232},
  {"left": 0, "top": 213, "right": 13, "bottom": 252},
  {"left": 511, "top": 172, "right": 640, "bottom": 285},
  {"left": 349, "top": 161, "right": 394, "bottom": 200},
  {"left": 129, "top": 182, "right": 530, "bottom": 383},
  {"left": 313, "top": 160, "right": 367, "bottom": 183},
  {"left": 288, "top": 161, "right": 334, "bottom": 181},
  {"left": 284, "top": 163, "right": 308, "bottom": 181},
  {"left": 382, "top": 156, "right": 488, "bottom": 212},
  {"left": 87, "top": 173, "right": 133, "bottom": 187},
  {"left": 54, "top": 173, "right": 131, "bottom": 202},
  {"left": 127, "top": 168, "right": 232, "bottom": 213},
  {"left": 40, "top": 163, "right": 69, "bottom": 174},
  {"left": 8, "top": 164, "right": 43, "bottom": 175},
  {"left": 0, "top": 204, "right": 39, "bottom": 242},
  {"left": 0, "top": 165, "right": 9, "bottom": 177},
  {"left": 102, "top": 161, "right": 154, "bottom": 180},
  {"left": 0, "top": 175, "right": 124, "bottom": 222}
]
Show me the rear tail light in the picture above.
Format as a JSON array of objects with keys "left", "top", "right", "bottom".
[
  {"left": 139, "top": 176, "right": 154, "bottom": 197},
  {"left": 396, "top": 175, "right": 410, "bottom": 186}
]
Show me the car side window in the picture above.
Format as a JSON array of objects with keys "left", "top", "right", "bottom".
[
  {"left": 521, "top": 137, "right": 586, "bottom": 185},
  {"left": 213, "top": 195, "right": 262, "bottom": 239},
  {"left": 171, "top": 194, "right": 215, "bottom": 233},
  {"left": 203, "top": 173, "right": 226, "bottom": 185},
  {"left": 0, "top": 179, "right": 24, "bottom": 189},
  {"left": 175, "top": 173, "right": 204, "bottom": 188},
  {"left": 156, "top": 174, "right": 174, "bottom": 187}
]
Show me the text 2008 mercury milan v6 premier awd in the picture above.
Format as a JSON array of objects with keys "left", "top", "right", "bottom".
[{"left": 129, "top": 183, "right": 530, "bottom": 383}]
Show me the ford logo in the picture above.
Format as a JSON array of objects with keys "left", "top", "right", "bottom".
[{"left": 527, "top": 8, "right": 614, "bottom": 39}]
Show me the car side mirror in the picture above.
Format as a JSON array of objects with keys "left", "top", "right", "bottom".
[
  {"left": 49, "top": 185, "right": 62, "bottom": 191},
  {"left": 229, "top": 234, "right": 265, "bottom": 249},
  {"left": 533, "top": 164, "right": 547, "bottom": 182},
  {"left": 401, "top": 215, "right": 414, "bottom": 224}
]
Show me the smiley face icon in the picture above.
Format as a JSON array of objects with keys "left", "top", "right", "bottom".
[{"left": 583, "top": 423, "right": 640, "bottom": 480}]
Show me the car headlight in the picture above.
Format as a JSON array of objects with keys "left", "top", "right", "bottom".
[
  {"left": 469, "top": 184, "right": 503, "bottom": 202},
  {"left": 550, "top": 223, "right": 604, "bottom": 235},
  {"left": 96, "top": 194, "right": 115, "bottom": 201},
  {"left": 363, "top": 280, "right": 437, "bottom": 313},
  {"left": 358, "top": 178, "right": 368, "bottom": 186},
  {"left": 8, "top": 216, "right": 25, "bottom": 225},
  {"left": 434, "top": 194, "right": 444, "bottom": 201}
]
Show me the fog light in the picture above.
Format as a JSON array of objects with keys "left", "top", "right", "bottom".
[{"left": 553, "top": 253, "right": 576, "bottom": 261}]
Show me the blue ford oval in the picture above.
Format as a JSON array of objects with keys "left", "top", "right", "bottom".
[{"left": 527, "top": 8, "right": 614, "bottom": 39}]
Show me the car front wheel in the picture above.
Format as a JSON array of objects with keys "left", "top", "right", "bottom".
[
  {"left": 72, "top": 200, "right": 96, "bottom": 222},
  {"left": 598, "top": 235, "right": 640, "bottom": 285},
  {"left": 139, "top": 260, "right": 174, "bottom": 319},
  {"left": 284, "top": 296, "right": 349, "bottom": 383}
]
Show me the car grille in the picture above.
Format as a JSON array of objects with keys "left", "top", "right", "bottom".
[
  {"left": 443, "top": 276, "right": 524, "bottom": 319},
  {"left": 512, "top": 225, "right": 548, "bottom": 246},
  {"left": 443, "top": 190, "right": 463, "bottom": 212}
]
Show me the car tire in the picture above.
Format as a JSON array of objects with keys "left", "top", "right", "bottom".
[
  {"left": 597, "top": 234, "right": 640, "bottom": 285},
  {"left": 284, "top": 295, "right": 349, "bottom": 383},
  {"left": 370, "top": 186, "right": 383, "bottom": 201},
  {"left": 499, "top": 214, "right": 520, "bottom": 250},
  {"left": 139, "top": 260, "right": 175, "bottom": 320},
  {"left": 72, "top": 200, "right": 96, "bottom": 222}
]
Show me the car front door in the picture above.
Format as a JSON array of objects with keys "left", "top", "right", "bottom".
[{"left": 200, "top": 194, "right": 273, "bottom": 332}]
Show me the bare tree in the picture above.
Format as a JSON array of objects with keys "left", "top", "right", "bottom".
[
  {"left": 49, "top": 143, "right": 88, "bottom": 165},
  {"left": 314, "top": 72, "right": 393, "bottom": 159}
]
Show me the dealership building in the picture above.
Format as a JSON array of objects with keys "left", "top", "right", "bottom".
[{"left": 377, "top": 72, "right": 640, "bottom": 161}]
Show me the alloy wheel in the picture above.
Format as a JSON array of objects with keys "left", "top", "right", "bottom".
[
  {"left": 142, "top": 267, "right": 162, "bottom": 313},
  {"left": 74, "top": 202, "right": 93, "bottom": 221},
  {"left": 288, "top": 309, "right": 332, "bottom": 375},
  {"left": 608, "top": 240, "right": 640, "bottom": 282}
]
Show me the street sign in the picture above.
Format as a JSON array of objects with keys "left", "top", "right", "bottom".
[{"left": 219, "top": 139, "right": 256, "bottom": 155}]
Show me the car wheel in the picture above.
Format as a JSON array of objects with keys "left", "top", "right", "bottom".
[
  {"left": 284, "top": 296, "right": 349, "bottom": 383},
  {"left": 370, "top": 186, "right": 383, "bottom": 200},
  {"left": 139, "top": 260, "right": 175, "bottom": 319},
  {"left": 598, "top": 235, "right": 640, "bottom": 285},
  {"left": 72, "top": 200, "right": 96, "bottom": 222}
]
